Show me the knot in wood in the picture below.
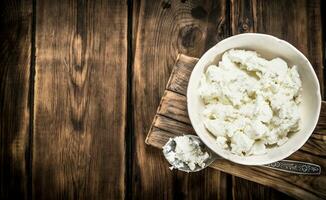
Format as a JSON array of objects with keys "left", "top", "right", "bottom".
[
  {"left": 191, "top": 6, "right": 207, "bottom": 19},
  {"left": 178, "top": 25, "right": 202, "bottom": 49},
  {"left": 238, "top": 18, "right": 252, "bottom": 33}
]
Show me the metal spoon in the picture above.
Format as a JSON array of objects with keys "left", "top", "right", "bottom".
[{"left": 163, "top": 135, "right": 321, "bottom": 175}]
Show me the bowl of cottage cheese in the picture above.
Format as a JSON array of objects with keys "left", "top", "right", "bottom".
[{"left": 187, "top": 33, "right": 321, "bottom": 165}]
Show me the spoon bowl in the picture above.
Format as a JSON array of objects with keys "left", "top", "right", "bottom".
[{"left": 162, "top": 135, "right": 216, "bottom": 172}]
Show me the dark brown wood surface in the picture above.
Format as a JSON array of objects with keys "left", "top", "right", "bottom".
[
  {"left": 32, "top": 0, "right": 127, "bottom": 199},
  {"left": 146, "top": 54, "right": 326, "bottom": 199},
  {"left": 0, "top": 0, "right": 323, "bottom": 199},
  {"left": 0, "top": 1, "right": 32, "bottom": 199},
  {"left": 132, "top": 1, "right": 231, "bottom": 199}
]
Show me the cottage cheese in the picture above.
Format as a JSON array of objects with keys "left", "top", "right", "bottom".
[
  {"left": 163, "top": 136, "right": 210, "bottom": 171},
  {"left": 199, "top": 49, "right": 302, "bottom": 156}
]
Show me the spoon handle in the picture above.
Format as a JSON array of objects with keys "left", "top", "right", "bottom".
[{"left": 262, "top": 160, "right": 321, "bottom": 175}]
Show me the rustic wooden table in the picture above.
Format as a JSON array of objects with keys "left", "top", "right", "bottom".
[{"left": 0, "top": 0, "right": 324, "bottom": 199}]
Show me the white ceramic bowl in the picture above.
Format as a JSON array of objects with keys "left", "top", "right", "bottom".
[{"left": 187, "top": 33, "right": 321, "bottom": 165}]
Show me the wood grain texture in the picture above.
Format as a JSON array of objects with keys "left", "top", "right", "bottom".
[
  {"left": 167, "top": 54, "right": 199, "bottom": 95},
  {"left": 0, "top": 0, "right": 323, "bottom": 199},
  {"left": 33, "top": 0, "right": 127, "bottom": 199},
  {"left": 0, "top": 1, "right": 32, "bottom": 199},
  {"left": 154, "top": 115, "right": 195, "bottom": 135},
  {"left": 158, "top": 90, "right": 191, "bottom": 124},
  {"left": 231, "top": 176, "right": 292, "bottom": 200},
  {"left": 146, "top": 54, "right": 326, "bottom": 199},
  {"left": 230, "top": 0, "right": 323, "bottom": 198},
  {"left": 132, "top": 0, "right": 231, "bottom": 199}
]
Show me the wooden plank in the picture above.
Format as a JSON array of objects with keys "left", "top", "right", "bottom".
[
  {"left": 230, "top": 0, "right": 324, "bottom": 198},
  {"left": 146, "top": 127, "right": 179, "bottom": 148},
  {"left": 211, "top": 160, "right": 325, "bottom": 200},
  {"left": 0, "top": 1, "right": 32, "bottom": 199},
  {"left": 133, "top": 0, "right": 231, "bottom": 199},
  {"left": 146, "top": 54, "right": 326, "bottom": 199},
  {"left": 167, "top": 54, "right": 198, "bottom": 95},
  {"left": 153, "top": 115, "right": 196, "bottom": 135},
  {"left": 172, "top": 167, "right": 230, "bottom": 200},
  {"left": 230, "top": 0, "right": 257, "bottom": 34},
  {"left": 231, "top": 177, "right": 299, "bottom": 200},
  {"left": 33, "top": 0, "right": 127, "bottom": 199},
  {"left": 157, "top": 90, "right": 191, "bottom": 124}
]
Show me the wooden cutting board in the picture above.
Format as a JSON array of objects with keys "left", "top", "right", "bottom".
[{"left": 145, "top": 54, "right": 326, "bottom": 200}]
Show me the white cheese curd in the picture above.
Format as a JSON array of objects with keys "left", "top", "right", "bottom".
[
  {"left": 199, "top": 49, "right": 302, "bottom": 156},
  {"left": 162, "top": 136, "right": 210, "bottom": 171}
]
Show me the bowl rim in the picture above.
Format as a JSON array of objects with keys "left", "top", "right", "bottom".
[{"left": 187, "top": 33, "right": 322, "bottom": 165}]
